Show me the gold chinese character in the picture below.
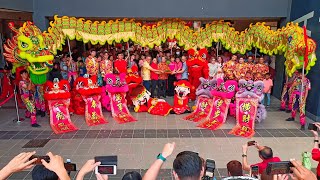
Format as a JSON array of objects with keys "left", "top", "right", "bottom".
[
  {"left": 206, "top": 120, "right": 218, "bottom": 127},
  {"left": 56, "top": 112, "right": 64, "bottom": 121},
  {"left": 115, "top": 94, "right": 122, "bottom": 101},
  {"left": 216, "top": 99, "right": 223, "bottom": 107},
  {"left": 213, "top": 110, "right": 221, "bottom": 118},
  {"left": 91, "top": 112, "right": 98, "bottom": 120},
  {"left": 241, "top": 102, "right": 251, "bottom": 111},
  {"left": 242, "top": 114, "right": 250, "bottom": 123},
  {"left": 91, "top": 100, "right": 97, "bottom": 109},
  {"left": 200, "top": 102, "right": 208, "bottom": 110}
]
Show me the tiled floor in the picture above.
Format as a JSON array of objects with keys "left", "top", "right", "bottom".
[{"left": 0, "top": 97, "right": 316, "bottom": 179}]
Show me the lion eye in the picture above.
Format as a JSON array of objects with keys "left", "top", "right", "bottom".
[
  {"left": 21, "top": 42, "right": 29, "bottom": 48},
  {"left": 228, "top": 85, "right": 235, "bottom": 91},
  {"left": 107, "top": 78, "right": 112, "bottom": 85}
]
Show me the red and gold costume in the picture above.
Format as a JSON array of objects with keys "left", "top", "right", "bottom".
[
  {"left": 223, "top": 60, "right": 237, "bottom": 80},
  {"left": 114, "top": 59, "right": 127, "bottom": 74},
  {"left": 125, "top": 68, "right": 143, "bottom": 106},
  {"left": 252, "top": 63, "right": 269, "bottom": 76},
  {"left": 99, "top": 59, "right": 113, "bottom": 78},
  {"left": 246, "top": 62, "right": 255, "bottom": 72},
  {"left": 173, "top": 80, "right": 192, "bottom": 114},
  {"left": 85, "top": 56, "right": 99, "bottom": 76},
  {"left": 235, "top": 63, "right": 249, "bottom": 80},
  {"left": 130, "top": 85, "right": 172, "bottom": 116},
  {"left": 186, "top": 48, "right": 209, "bottom": 100}
]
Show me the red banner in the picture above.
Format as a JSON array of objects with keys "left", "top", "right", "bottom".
[
  {"left": 109, "top": 93, "right": 136, "bottom": 124},
  {"left": 83, "top": 95, "right": 108, "bottom": 126},
  {"left": 184, "top": 96, "right": 213, "bottom": 122},
  {"left": 48, "top": 99, "right": 78, "bottom": 134},
  {"left": 197, "top": 97, "right": 231, "bottom": 130},
  {"left": 229, "top": 97, "right": 258, "bottom": 138}
]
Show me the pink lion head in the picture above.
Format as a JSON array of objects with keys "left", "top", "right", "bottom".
[
  {"left": 211, "top": 80, "right": 238, "bottom": 99},
  {"left": 104, "top": 73, "right": 128, "bottom": 93}
]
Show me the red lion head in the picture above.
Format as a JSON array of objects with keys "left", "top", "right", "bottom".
[
  {"left": 186, "top": 48, "right": 208, "bottom": 68},
  {"left": 75, "top": 75, "right": 102, "bottom": 96},
  {"left": 44, "top": 79, "right": 71, "bottom": 100}
]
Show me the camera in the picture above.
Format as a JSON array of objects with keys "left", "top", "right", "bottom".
[
  {"left": 94, "top": 156, "right": 118, "bottom": 175},
  {"left": 266, "top": 161, "right": 293, "bottom": 175},
  {"left": 308, "top": 123, "right": 318, "bottom": 131},
  {"left": 247, "top": 141, "right": 256, "bottom": 146},
  {"left": 202, "top": 159, "right": 215, "bottom": 180},
  {"left": 29, "top": 155, "right": 50, "bottom": 165},
  {"left": 251, "top": 165, "right": 259, "bottom": 178}
]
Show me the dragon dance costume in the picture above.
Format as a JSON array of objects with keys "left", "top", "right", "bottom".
[
  {"left": 19, "top": 79, "right": 37, "bottom": 126},
  {"left": 280, "top": 73, "right": 297, "bottom": 111},
  {"left": 286, "top": 73, "right": 311, "bottom": 128}
]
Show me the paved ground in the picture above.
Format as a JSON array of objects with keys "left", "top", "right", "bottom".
[{"left": 0, "top": 96, "right": 316, "bottom": 179}]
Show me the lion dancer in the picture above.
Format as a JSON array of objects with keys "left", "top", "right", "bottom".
[
  {"left": 100, "top": 52, "right": 113, "bottom": 111},
  {"left": 186, "top": 48, "right": 209, "bottom": 101},
  {"left": 223, "top": 54, "right": 237, "bottom": 80},
  {"left": 19, "top": 70, "right": 40, "bottom": 127},
  {"left": 285, "top": 71, "right": 311, "bottom": 130},
  {"left": 280, "top": 72, "right": 297, "bottom": 112}
]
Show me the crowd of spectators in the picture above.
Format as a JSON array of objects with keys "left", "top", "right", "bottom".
[
  {"left": 0, "top": 133, "right": 319, "bottom": 180},
  {"left": 49, "top": 42, "right": 274, "bottom": 105}
]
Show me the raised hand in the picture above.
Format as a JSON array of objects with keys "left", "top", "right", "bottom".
[{"left": 162, "top": 142, "right": 176, "bottom": 158}]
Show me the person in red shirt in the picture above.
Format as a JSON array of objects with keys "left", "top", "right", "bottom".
[
  {"left": 150, "top": 58, "right": 159, "bottom": 98},
  {"left": 310, "top": 123, "right": 320, "bottom": 179},
  {"left": 242, "top": 142, "right": 281, "bottom": 174},
  {"left": 113, "top": 53, "right": 127, "bottom": 74}
]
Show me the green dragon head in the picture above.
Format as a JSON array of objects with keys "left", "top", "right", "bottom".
[{"left": 4, "top": 22, "right": 54, "bottom": 84}]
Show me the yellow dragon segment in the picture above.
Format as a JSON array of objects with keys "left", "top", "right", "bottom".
[{"left": 5, "top": 16, "right": 317, "bottom": 78}]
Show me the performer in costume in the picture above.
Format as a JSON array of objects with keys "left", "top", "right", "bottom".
[
  {"left": 125, "top": 68, "right": 143, "bottom": 106},
  {"left": 100, "top": 52, "right": 114, "bottom": 111},
  {"left": 280, "top": 72, "right": 298, "bottom": 112},
  {"left": 172, "top": 80, "right": 192, "bottom": 114},
  {"left": 99, "top": 52, "right": 113, "bottom": 78},
  {"left": 186, "top": 48, "right": 209, "bottom": 100},
  {"left": 130, "top": 84, "right": 172, "bottom": 116},
  {"left": 235, "top": 57, "right": 249, "bottom": 80},
  {"left": 286, "top": 71, "right": 311, "bottom": 130},
  {"left": 19, "top": 69, "right": 40, "bottom": 127},
  {"left": 34, "top": 85, "right": 46, "bottom": 117},
  {"left": 114, "top": 53, "right": 127, "bottom": 74},
  {"left": 252, "top": 57, "right": 269, "bottom": 76},
  {"left": 184, "top": 77, "right": 216, "bottom": 122},
  {"left": 67, "top": 56, "right": 78, "bottom": 85},
  {"left": 75, "top": 75, "right": 107, "bottom": 126},
  {"left": 44, "top": 78, "right": 78, "bottom": 134},
  {"left": 223, "top": 54, "right": 237, "bottom": 80},
  {"left": 246, "top": 56, "right": 255, "bottom": 72},
  {"left": 104, "top": 73, "right": 136, "bottom": 123},
  {"left": 85, "top": 50, "right": 99, "bottom": 77}
]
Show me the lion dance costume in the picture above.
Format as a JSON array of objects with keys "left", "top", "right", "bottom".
[
  {"left": 186, "top": 48, "right": 209, "bottom": 100},
  {"left": 229, "top": 79, "right": 266, "bottom": 137},
  {"left": 130, "top": 84, "right": 172, "bottom": 116},
  {"left": 4, "top": 22, "right": 54, "bottom": 126},
  {"left": 197, "top": 79, "right": 238, "bottom": 130},
  {"left": 104, "top": 73, "right": 136, "bottom": 123},
  {"left": 75, "top": 75, "right": 108, "bottom": 126},
  {"left": 44, "top": 78, "right": 78, "bottom": 134},
  {"left": 184, "top": 77, "right": 217, "bottom": 122},
  {"left": 173, "top": 80, "right": 192, "bottom": 114}
]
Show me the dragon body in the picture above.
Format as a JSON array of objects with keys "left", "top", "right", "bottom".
[{"left": 4, "top": 16, "right": 317, "bottom": 78}]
